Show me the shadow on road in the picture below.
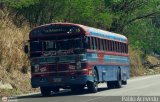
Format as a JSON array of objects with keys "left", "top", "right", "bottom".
[{"left": 17, "top": 87, "right": 110, "bottom": 99}]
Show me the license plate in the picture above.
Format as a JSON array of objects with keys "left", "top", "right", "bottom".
[{"left": 53, "top": 78, "right": 62, "bottom": 82}]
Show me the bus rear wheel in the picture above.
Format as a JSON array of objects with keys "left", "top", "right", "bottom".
[
  {"left": 114, "top": 79, "right": 122, "bottom": 88},
  {"left": 114, "top": 70, "right": 122, "bottom": 88},
  {"left": 122, "top": 80, "right": 127, "bottom": 85},
  {"left": 107, "top": 70, "right": 122, "bottom": 89},
  {"left": 107, "top": 81, "right": 114, "bottom": 89},
  {"left": 40, "top": 87, "right": 51, "bottom": 97},
  {"left": 87, "top": 69, "right": 98, "bottom": 93}
]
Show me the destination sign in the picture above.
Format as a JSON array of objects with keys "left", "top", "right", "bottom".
[{"left": 30, "top": 25, "right": 82, "bottom": 36}]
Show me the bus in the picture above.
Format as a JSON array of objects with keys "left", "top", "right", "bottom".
[{"left": 24, "top": 23, "right": 130, "bottom": 96}]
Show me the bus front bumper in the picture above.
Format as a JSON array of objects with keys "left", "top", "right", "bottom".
[{"left": 31, "top": 75, "right": 93, "bottom": 88}]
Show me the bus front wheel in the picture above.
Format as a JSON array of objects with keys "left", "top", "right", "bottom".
[
  {"left": 40, "top": 87, "right": 51, "bottom": 97},
  {"left": 71, "top": 85, "right": 85, "bottom": 93},
  {"left": 52, "top": 87, "right": 60, "bottom": 93},
  {"left": 87, "top": 69, "right": 98, "bottom": 93}
]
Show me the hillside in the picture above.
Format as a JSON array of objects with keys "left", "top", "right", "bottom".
[{"left": 0, "top": 9, "right": 37, "bottom": 96}]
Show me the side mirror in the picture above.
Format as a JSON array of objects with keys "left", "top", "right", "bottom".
[{"left": 24, "top": 45, "right": 29, "bottom": 54}]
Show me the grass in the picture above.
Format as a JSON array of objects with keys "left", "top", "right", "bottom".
[
  {"left": 0, "top": 9, "right": 38, "bottom": 97},
  {"left": 129, "top": 47, "right": 147, "bottom": 76}
]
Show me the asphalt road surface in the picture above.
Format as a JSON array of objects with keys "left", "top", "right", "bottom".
[{"left": 13, "top": 75, "right": 160, "bottom": 102}]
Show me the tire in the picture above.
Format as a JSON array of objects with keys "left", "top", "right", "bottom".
[
  {"left": 122, "top": 80, "right": 127, "bottom": 85},
  {"left": 40, "top": 87, "right": 51, "bottom": 97},
  {"left": 114, "top": 79, "right": 122, "bottom": 88},
  {"left": 114, "top": 70, "right": 122, "bottom": 88},
  {"left": 52, "top": 87, "right": 60, "bottom": 93},
  {"left": 107, "top": 81, "right": 114, "bottom": 89},
  {"left": 87, "top": 69, "right": 98, "bottom": 93},
  {"left": 71, "top": 85, "right": 84, "bottom": 93},
  {"left": 107, "top": 69, "right": 122, "bottom": 89}
]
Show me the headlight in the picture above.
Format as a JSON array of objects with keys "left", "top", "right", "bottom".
[
  {"left": 34, "top": 64, "right": 39, "bottom": 72},
  {"left": 76, "top": 61, "right": 81, "bottom": 69}
]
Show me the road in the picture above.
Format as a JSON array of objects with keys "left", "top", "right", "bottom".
[{"left": 15, "top": 75, "right": 160, "bottom": 102}]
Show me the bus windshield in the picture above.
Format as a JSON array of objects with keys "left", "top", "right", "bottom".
[{"left": 30, "top": 38, "right": 84, "bottom": 52}]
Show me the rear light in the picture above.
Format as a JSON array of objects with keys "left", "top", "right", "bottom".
[{"left": 88, "top": 69, "right": 92, "bottom": 75}]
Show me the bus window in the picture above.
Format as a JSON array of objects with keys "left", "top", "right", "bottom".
[
  {"left": 96, "top": 38, "right": 99, "bottom": 50},
  {"left": 113, "top": 41, "right": 115, "bottom": 52},
  {"left": 30, "top": 41, "right": 42, "bottom": 52},
  {"left": 74, "top": 39, "right": 81, "bottom": 48},
  {"left": 100, "top": 39, "right": 103, "bottom": 50},
  {"left": 90, "top": 37, "right": 94, "bottom": 49},
  {"left": 122, "top": 43, "right": 124, "bottom": 53},
  {"left": 85, "top": 37, "right": 90, "bottom": 49},
  {"left": 126, "top": 44, "right": 128, "bottom": 53},
  {"left": 114, "top": 41, "right": 116, "bottom": 52},
  {"left": 103, "top": 39, "right": 106, "bottom": 51},
  {"left": 118, "top": 42, "right": 120, "bottom": 53},
  {"left": 108, "top": 40, "right": 111, "bottom": 51},
  {"left": 110, "top": 41, "right": 113, "bottom": 52},
  {"left": 92, "top": 37, "right": 97, "bottom": 50},
  {"left": 115, "top": 42, "right": 118, "bottom": 52},
  {"left": 124, "top": 43, "right": 128, "bottom": 53},
  {"left": 43, "top": 41, "right": 56, "bottom": 51},
  {"left": 106, "top": 40, "right": 109, "bottom": 51}
]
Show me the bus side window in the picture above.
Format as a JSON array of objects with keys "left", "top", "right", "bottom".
[
  {"left": 124, "top": 43, "right": 126, "bottom": 53},
  {"left": 116, "top": 42, "right": 118, "bottom": 52},
  {"left": 122, "top": 43, "right": 124, "bottom": 53},
  {"left": 125, "top": 43, "right": 128, "bottom": 53},
  {"left": 90, "top": 37, "right": 94, "bottom": 49},
  {"left": 114, "top": 41, "right": 117, "bottom": 52},
  {"left": 103, "top": 39, "right": 106, "bottom": 51},
  {"left": 88, "top": 37, "right": 90, "bottom": 49},
  {"left": 115, "top": 41, "right": 117, "bottom": 52},
  {"left": 121, "top": 42, "right": 123, "bottom": 53},
  {"left": 126, "top": 44, "right": 128, "bottom": 53},
  {"left": 91, "top": 37, "right": 96, "bottom": 50},
  {"left": 99, "top": 39, "right": 103, "bottom": 50},
  {"left": 113, "top": 41, "right": 115, "bottom": 52},
  {"left": 96, "top": 38, "right": 99, "bottom": 50},
  {"left": 106, "top": 40, "right": 109, "bottom": 51},
  {"left": 119, "top": 42, "right": 122, "bottom": 53},
  {"left": 108, "top": 40, "right": 111, "bottom": 51},
  {"left": 118, "top": 42, "right": 121, "bottom": 53},
  {"left": 84, "top": 37, "right": 90, "bottom": 49},
  {"left": 110, "top": 41, "right": 113, "bottom": 52},
  {"left": 94, "top": 38, "right": 97, "bottom": 50}
]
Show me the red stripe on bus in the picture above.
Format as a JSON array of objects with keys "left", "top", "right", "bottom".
[
  {"left": 87, "top": 49, "right": 129, "bottom": 56},
  {"left": 86, "top": 62, "right": 129, "bottom": 66}
]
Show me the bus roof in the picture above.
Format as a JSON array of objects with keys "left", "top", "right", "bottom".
[{"left": 30, "top": 23, "right": 127, "bottom": 42}]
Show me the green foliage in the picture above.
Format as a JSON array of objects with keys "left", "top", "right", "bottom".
[
  {"left": 1, "top": 0, "right": 39, "bottom": 8},
  {"left": 2, "top": 0, "right": 160, "bottom": 54}
]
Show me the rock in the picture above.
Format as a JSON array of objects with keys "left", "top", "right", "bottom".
[{"left": 0, "top": 80, "right": 13, "bottom": 90}]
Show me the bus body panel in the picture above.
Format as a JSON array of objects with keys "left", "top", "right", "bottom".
[
  {"left": 94, "top": 65, "right": 129, "bottom": 82},
  {"left": 31, "top": 75, "right": 94, "bottom": 88}
]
